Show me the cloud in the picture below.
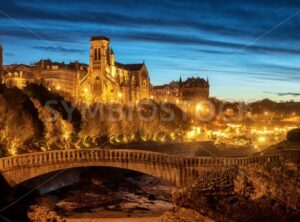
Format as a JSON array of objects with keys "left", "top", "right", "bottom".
[
  {"left": 117, "top": 32, "right": 300, "bottom": 55},
  {"left": 1, "top": 0, "right": 299, "bottom": 41},
  {"left": 34, "top": 46, "right": 85, "bottom": 54},
  {"left": 264, "top": 91, "right": 300, "bottom": 97},
  {"left": 1, "top": 0, "right": 300, "bottom": 101},
  {"left": 4, "top": 52, "right": 15, "bottom": 56}
]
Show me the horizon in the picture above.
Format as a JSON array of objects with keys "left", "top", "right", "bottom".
[{"left": 0, "top": 0, "right": 299, "bottom": 102}]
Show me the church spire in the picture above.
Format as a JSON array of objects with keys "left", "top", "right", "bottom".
[
  {"left": 206, "top": 76, "right": 209, "bottom": 87},
  {"left": 179, "top": 75, "right": 183, "bottom": 89}
]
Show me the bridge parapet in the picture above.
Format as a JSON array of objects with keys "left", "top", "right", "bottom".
[{"left": 0, "top": 149, "right": 281, "bottom": 172}]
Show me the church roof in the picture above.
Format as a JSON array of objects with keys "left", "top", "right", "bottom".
[
  {"left": 115, "top": 62, "right": 144, "bottom": 71},
  {"left": 3, "top": 64, "right": 33, "bottom": 73},
  {"left": 183, "top": 77, "right": 209, "bottom": 88},
  {"left": 35, "top": 59, "right": 88, "bottom": 71},
  {"left": 91, "top": 36, "right": 110, "bottom": 41}
]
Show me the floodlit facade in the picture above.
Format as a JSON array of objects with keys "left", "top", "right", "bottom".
[
  {"left": 153, "top": 77, "right": 210, "bottom": 104},
  {"left": 80, "top": 36, "right": 151, "bottom": 104},
  {"left": 1, "top": 36, "right": 151, "bottom": 104}
]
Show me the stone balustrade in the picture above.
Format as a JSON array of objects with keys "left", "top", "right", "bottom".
[{"left": 0, "top": 149, "right": 281, "bottom": 172}]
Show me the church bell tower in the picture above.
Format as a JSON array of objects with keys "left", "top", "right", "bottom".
[{"left": 89, "top": 36, "right": 110, "bottom": 101}]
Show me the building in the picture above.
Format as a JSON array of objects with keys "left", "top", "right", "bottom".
[
  {"left": 152, "top": 82, "right": 180, "bottom": 103},
  {"left": 1, "top": 36, "right": 209, "bottom": 106},
  {"left": 2, "top": 64, "right": 35, "bottom": 89},
  {"left": 153, "top": 76, "right": 210, "bottom": 104},
  {"left": 1, "top": 36, "right": 151, "bottom": 105},
  {"left": 79, "top": 36, "right": 151, "bottom": 104},
  {"left": 181, "top": 77, "right": 210, "bottom": 102},
  {"left": 35, "top": 59, "right": 88, "bottom": 101}
]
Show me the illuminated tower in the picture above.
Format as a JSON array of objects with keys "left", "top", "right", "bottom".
[{"left": 89, "top": 36, "right": 110, "bottom": 101}]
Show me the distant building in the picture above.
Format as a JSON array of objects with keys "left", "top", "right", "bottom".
[
  {"left": 153, "top": 76, "right": 210, "bottom": 104},
  {"left": 35, "top": 59, "right": 88, "bottom": 101},
  {"left": 181, "top": 77, "right": 210, "bottom": 102},
  {"left": 2, "top": 64, "right": 35, "bottom": 89}
]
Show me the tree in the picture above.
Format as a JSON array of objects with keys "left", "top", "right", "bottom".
[{"left": 287, "top": 128, "right": 300, "bottom": 142}]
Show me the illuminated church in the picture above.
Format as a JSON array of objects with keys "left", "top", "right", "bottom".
[
  {"left": 0, "top": 37, "right": 210, "bottom": 105},
  {"left": 79, "top": 36, "right": 151, "bottom": 104},
  {"left": 0, "top": 36, "right": 151, "bottom": 105}
]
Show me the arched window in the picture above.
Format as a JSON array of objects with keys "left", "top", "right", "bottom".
[
  {"left": 143, "top": 79, "right": 147, "bottom": 88},
  {"left": 97, "top": 48, "right": 101, "bottom": 61},
  {"left": 94, "top": 48, "right": 97, "bottom": 60},
  {"left": 94, "top": 76, "right": 101, "bottom": 92}
]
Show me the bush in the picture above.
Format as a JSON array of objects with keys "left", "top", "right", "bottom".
[{"left": 287, "top": 128, "right": 300, "bottom": 142}]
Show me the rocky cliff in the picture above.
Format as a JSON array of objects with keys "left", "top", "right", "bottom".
[{"left": 162, "top": 162, "right": 299, "bottom": 222}]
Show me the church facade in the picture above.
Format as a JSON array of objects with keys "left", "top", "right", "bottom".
[
  {"left": 1, "top": 37, "right": 209, "bottom": 106},
  {"left": 79, "top": 36, "right": 151, "bottom": 104},
  {"left": 0, "top": 36, "right": 151, "bottom": 105}
]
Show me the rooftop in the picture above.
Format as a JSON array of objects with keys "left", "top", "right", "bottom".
[
  {"left": 183, "top": 77, "right": 209, "bottom": 87},
  {"left": 91, "top": 36, "right": 110, "bottom": 41},
  {"left": 115, "top": 62, "right": 145, "bottom": 72}
]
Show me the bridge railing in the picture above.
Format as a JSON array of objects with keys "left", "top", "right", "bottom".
[{"left": 0, "top": 149, "right": 281, "bottom": 171}]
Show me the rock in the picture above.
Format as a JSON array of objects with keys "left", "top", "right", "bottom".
[
  {"left": 168, "top": 166, "right": 300, "bottom": 222},
  {"left": 161, "top": 207, "right": 214, "bottom": 222},
  {"left": 27, "top": 204, "right": 66, "bottom": 222}
]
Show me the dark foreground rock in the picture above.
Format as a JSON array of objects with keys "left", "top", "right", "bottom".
[{"left": 163, "top": 163, "right": 299, "bottom": 222}]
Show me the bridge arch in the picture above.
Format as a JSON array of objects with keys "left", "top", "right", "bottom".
[
  {"left": 0, "top": 149, "right": 281, "bottom": 187},
  {"left": 8, "top": 160, "right": 183, "bottom": 187}
]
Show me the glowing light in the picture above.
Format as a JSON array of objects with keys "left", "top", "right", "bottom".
[
  {"left": 195, "top": 103, "right": 203, "bottom": 111},
  {"left": 159, "top": 135, "right": 166, "bottom": 142},
  {"left": 56, "top": 85, "right": 61, "bottom": 90},
  {"left": 118, "top": 92, "right": 123, "bottom": 98},
  {"left": 258, "top": 136, "right": 266, "bottom": 143},
  {"left": 83, "top": 88, "right": 88, "bottom": 93},
  {"left": 123, "top": 136, "right": 128, "bottom": 143},
  {"left": 170, "top": 132, "right": 176, "bottom": 140},
  {"left": 187, "top": 131, "right": 195, "bottom": 139}
]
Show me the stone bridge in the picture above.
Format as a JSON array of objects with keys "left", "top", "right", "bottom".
[{"left": 0, "top": 149, "right": 281, "bottom": 187}]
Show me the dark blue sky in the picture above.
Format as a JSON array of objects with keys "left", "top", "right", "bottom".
[{"left": 0, "top": 0, "right": 299, "bottom": 101}]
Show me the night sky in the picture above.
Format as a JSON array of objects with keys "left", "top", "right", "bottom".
[{"left": 0, "top": 0, "right": 299, "bottom": 101}]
